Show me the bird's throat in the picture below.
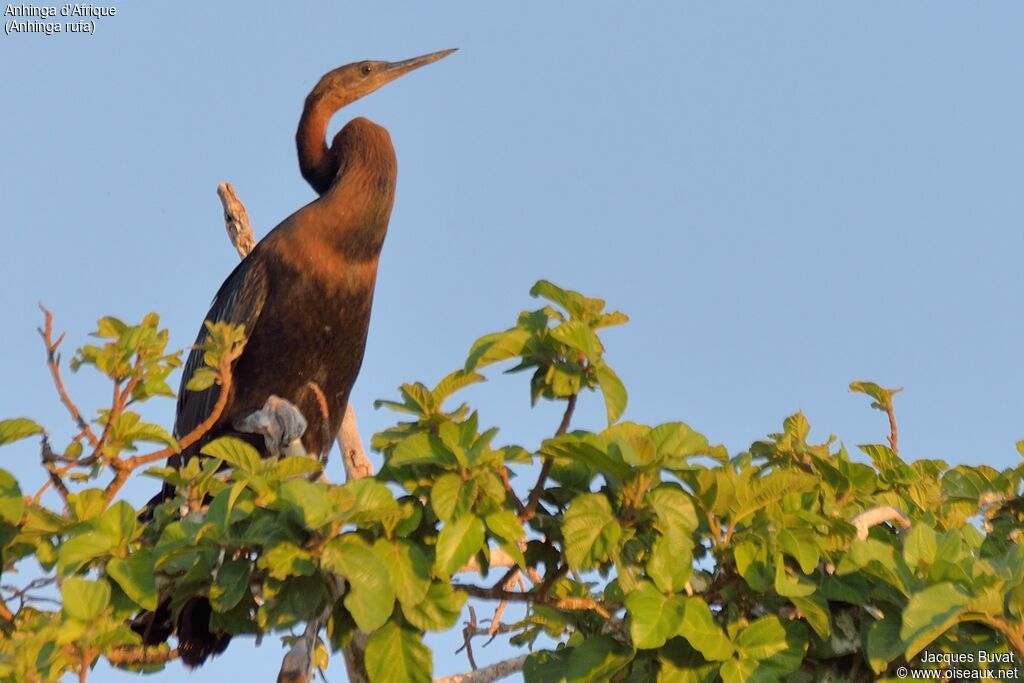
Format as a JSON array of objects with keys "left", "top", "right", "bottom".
[{"left": 296, "top": 98, "right": 337, "bottom": 195}]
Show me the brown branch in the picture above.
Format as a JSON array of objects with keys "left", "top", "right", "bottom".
[
  {"left": 106, "top": 646, "right": 179, "bottom": 666},
  {"left": 455, "top": 581, "right": 616, "bottom": 619},
  {"left": 554, "top": 393, "right": 577, "bottom": 437},
  {"left": 456, "top": 546, "right": 521, "bottom": 575},
  {"left": 102, "top": 357, "right": 233, "bottom": 503},
  {"left": 40, "top": 438, "right": 70, "bottom": 508},
  {"left": 522, "top": 393, "right": 577, "bottom": 521},
  {"left": 498, "top": 467, "right": 524, "bottom": 516},
  {"left": 433, "top": 655, "right": 528, "bottom": 683},
  {"left": 456, "top": 605, "right": 479, "bottom": 671},
  {"left": 886, "top": 401, "right": 899, "bottom": 455},
  {"left": 38, "top": 306, "right": 99, "bottom": 447}
]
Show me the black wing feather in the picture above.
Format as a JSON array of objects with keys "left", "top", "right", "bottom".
[{"left": 173, "top": 254, "right": 269, "bottom": 451}]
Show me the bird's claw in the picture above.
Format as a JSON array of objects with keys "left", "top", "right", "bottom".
[{"left": 233, "top": 395, "right": 308, "bottom": 456}]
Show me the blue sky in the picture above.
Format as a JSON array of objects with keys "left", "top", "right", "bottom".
[{"left": 2, "top": 2, "right": 1023, "bottom": 680}]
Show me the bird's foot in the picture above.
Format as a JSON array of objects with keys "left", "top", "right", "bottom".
[{"left": 233, "top": 395, "right": 308, "bottom": 456}]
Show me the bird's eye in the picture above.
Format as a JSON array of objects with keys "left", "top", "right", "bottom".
[{"left": 361, "top": 64, "right": 372, "bottom": 75}]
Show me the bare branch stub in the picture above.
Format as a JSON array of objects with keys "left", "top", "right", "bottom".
[
  {"left": 217, "top": 182, "right": 256, "bottom": 259},
  {"left": 852, "top": 505, "right": 911, "bottom": 541},
  {"left": 339, "top": 403, "right": 373, "bottom": 481}
]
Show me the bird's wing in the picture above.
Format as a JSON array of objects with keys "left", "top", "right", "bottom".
[{"left": 173, "top": 254, "right": 269, "bottom": 443}]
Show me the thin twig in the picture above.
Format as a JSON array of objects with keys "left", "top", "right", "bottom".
[
  {"left": 38, "top": 306, "right": 99, "bottom": 447},
  {"left": 102, "top": 357, "right": 234, "bottom": 503},
  {"left": 522, "top": 393, "right": 577, "bottom": 521},
  {"left": 886, "top": 402, "right": 899, "bottom": 455}
]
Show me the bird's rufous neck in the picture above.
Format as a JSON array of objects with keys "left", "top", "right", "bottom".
[{"left": 296, "top": 95, "right": 347, "bottom": 195}]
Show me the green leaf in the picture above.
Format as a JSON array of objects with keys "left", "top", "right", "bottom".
[
  {"left": 773, "top": 554, "right": 816, "bottom": 598},
  {"left": 389, "top": 432, "right": 455, "bottom": 468},
  {"left": 258, "top": 542, "right": 315, "bottom": 580},
  {"left": 431, "top": 473, "right": 476, "bottom": 523},
  {"left": 210, "top": 559, "right": 251, "bottom": 612},
  {"left": 464, "top": 329, "right": 531, "bottom": 371},
  {"left": 646, "top": 534, "right": 692, "bottom": 594},
  {"left": 322, "top": 535, "right": 395, "bottom": 632},
  {"left": 900, "top": 583, "right": 970, "bottom": 659},
  {"left": 658, "top": 637, "right": 722, "bottom": 682},
  {"left": 185, "top": 367, "right": 218, "bottom": 391},
  {"left": 678, "top": 598, "right": 734, "bottom": 661},
  {"left": 626, "top": 580, "right": 686, "bottom": 649},
  {"left": 776, "top": 528, "right": 819, "bottom": 575},
  {"left": 106, "top": 551, "right": 157, "bottom": 610},
  {"left": 68, "top": 488, "right": 107, "bottom": 521},
  {"left": 61, "top": 577, "right": 111, "bottom": 621},
  {"left": 903, "top": 523, "right": 938, "bottom": 570},
  {"left": 365, "top": 622, "right": 432, "bottom": 683},
  {"left": 0, "top": 418, "right": 43, "bottom": 446},
  {"left": 650, "top": 422, "right": 726, "bottom": 464},
  {"left": 649, "top": 485, "right": 699, "bottom": 536},
  {"left": 484, "top": 509, "right": 525, "bottom": 545},
  {"left": 849, "top": 381, "right": 902, "bottom": 413},
  {"left": 550, "top": 320, "right": 599, "bottom": 360},
  {"left": 58, "top": 531, "right": 116, "bottom": 575},
  {"left": 718, "top": 657, "right": 770, "bottom": 683},
  {"left": 344, "top": 478, "right": 399, "bottom": 527},
  {"left": 434, "top": 515, "right": 485, "bottom": 580},
  {"left": 373, "top": 539, "right": 431, "bottom": 609},
  {"left": 401, "top": 581, "right": 467, "bottom": 632},
  {"left": 733, "top": 541, "right": 771, "bottom": 592},
  {"left": 733, "top": 616, "right": 807, "bottom": 675},
  {"left": 98, "top": 500, "right": 137, "bottom": 544},
  {"left": 431, "top": 370, "right": 485, "bottom": 405},
  {"left": 790, "top": 593, "right": 830, "bottom": 640},
  {"left": 525, "top": 650, "right": 571, "bottom": 683},
  {"left": 277, "top": 479, "right": 329, "bottom": 529},
  {"left": 0, "top": 469, "right": 25, "bottom": 525},
  {"left": 595, "top": 364, "right": 627, "bottom": 425},
  {"left": 274, "top": 455, "right": 323, "bottom": 480},
  {"left": 865, "top": 613, "right": 903, "bottom": 674},
  {"left": 563, "top": 493, "right": 622, "bottom": 570},
  {"left": 201, "top": 436, "right": 261, "bottom": 473},
  {"left": 530, "top": 280, "right": 588, "bottom": 316},
  {"left": 565, "top": 634, "right": 633, "bottom": 683}
]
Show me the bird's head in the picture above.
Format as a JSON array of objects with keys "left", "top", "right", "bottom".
[{"left": 310, "top": 48, "right": 457, "bottom": 110}]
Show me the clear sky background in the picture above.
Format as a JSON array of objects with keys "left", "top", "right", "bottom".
[{"left": 2, "top": 2, "right": 1023, "bottom": 681}]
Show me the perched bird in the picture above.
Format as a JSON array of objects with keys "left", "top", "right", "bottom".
[{"left": 139, "top": 49, "right": 457, "bottom": 667}]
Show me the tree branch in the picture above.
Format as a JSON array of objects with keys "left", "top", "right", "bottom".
[
  {"left": 522, "top": 393, "right": 576, "bottom": 521},
  {"left": 38, "top": 306, "right": 99, "bottom": 447},
  {"left": 106, "top": 646, "right": 179, "bottom": 666},
  {"left": 851, "top": 505, "right": 911, "bottom": 541},
  {"left": 217, "top": 183, "right": 256, "bottom": 259},
  {"left": 338, "top": 403, "right": 373, "bottom": 481},
  {"left": 433, "top": 655, "right": 528, "bottom": 683}
]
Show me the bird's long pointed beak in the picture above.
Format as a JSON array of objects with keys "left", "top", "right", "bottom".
[{"left": 381, "top": 48, "right": 458, "bottom": 82}]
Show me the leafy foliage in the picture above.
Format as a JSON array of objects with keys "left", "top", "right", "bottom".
[{"left": 1, "top": 283, "right": 1022, "bottom": 682}]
